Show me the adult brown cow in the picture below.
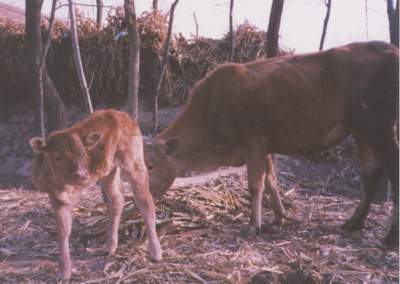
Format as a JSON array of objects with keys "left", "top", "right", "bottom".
[{"left": 144, "top": 41, "right": 399, "bottom": 246}]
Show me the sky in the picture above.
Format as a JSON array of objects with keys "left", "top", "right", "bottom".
[{"left": 1, "top": 0, "right": 390, "bottom": 53}]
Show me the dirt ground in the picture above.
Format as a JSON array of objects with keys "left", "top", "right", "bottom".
[{"left": 0, "top": 106, "right": 398, "bottom": 283}]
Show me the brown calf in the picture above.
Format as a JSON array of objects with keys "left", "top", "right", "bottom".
[{"left": 30, "top": 110, "right": 162, "bottom": 280}]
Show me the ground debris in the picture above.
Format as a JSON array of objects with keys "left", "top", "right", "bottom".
[{"left": 0, "top": 156, "right": 398, "bottom": 283}]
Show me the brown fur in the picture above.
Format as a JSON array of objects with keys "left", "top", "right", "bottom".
[
  {"left": 30, "top": 110, "right": 162, "bottom": 280},
  {"left": 145, "top": 41, "right": 399, "bottom": 246}
]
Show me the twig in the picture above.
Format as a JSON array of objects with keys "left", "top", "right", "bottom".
[{"left": 153, "top": 0, "right": 180, "bottom": 134}]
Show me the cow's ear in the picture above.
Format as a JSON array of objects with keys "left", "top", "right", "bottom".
[
  {"left": 83, "top": 132, "right": 104, "bottom": 149},
  {"left": 29, "top": 137, "right": 46, "bottom": 154},
  {"left": 165, "top": 138, "right": 179, "bottom": 156}
]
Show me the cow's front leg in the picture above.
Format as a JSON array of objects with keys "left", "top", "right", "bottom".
[
  {"left": 49, "top": 194, "right": 74, "bottom": 281},
  {"left": 101, "top": 167, "right": 124, "bottom": 255},
  {"left": 246, "top": 149, "right": 266, "bottom": 234}
]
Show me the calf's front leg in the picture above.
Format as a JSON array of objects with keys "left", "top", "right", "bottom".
[
  {"left": 49, "top": 194, "right": 74, "bottom": 281},
  {"left": 101, "top": 167, "right": 124, "bottom": 255}
]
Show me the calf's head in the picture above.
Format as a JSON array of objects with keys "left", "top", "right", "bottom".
[
  {"left": 144, "top": 138, "right": 180, "bottom": 200},
  {"left": 29, "top": 132, "right": 103, "bottom": 186}
]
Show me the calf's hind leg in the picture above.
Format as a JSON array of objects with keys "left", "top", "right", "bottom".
[
  {"left": 121, "top": 137, "right": 161, "bottom": 260},
  {"left": 125, "top": 164, "right": 162, "bottom": 261},
  {"left": 342, "top": 136, "right": 385, "bottom": 231}
]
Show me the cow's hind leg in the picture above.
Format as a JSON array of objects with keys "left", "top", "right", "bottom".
[
  {"left": 101, "top": 167, "right": 124, "bottom": 255},
  {"left": 373, "top": 138, "right": 399, "bottom": 247},
  {"left": 265, "top": 155, "right": 302, "bottom": 225},
  {"left": 265, "top": 155, "right": 286, "bottom": 226},
  {"left": 342, "top": 136, "right": 385, "bottom": 231},
  {"left": 349, "top": 116, "right": 398, "bottom": 246}
]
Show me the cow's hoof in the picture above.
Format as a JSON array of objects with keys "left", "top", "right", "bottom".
[
  {"left": 283, "top": 214, "right": 303, "bottom": 224},
  {"left": 341, "top": 219, "right": 363, "bottom": 231},
  {"left": 59, "top": 269, "right": 72, "bottom": 282},
  {"left": 105, "top": 240, "right": 118, "bottom": 256},
  {"left": 149, "top": 242, "right": 162, "bottom": 262},
  {"left": 149, "top": 253, "right": 162, "bottom": 262},
  {"left": 239, "top": 225, "right": 260, "bottom": 237},
  {"left": 384, "top": 227, "right": 399, "bottom": 248},
  {"left": 96, "top": 164, "right": 111, "bottom": 177},
  {"left": 272, "top": 216, "right": 283, "bottom": 226}
]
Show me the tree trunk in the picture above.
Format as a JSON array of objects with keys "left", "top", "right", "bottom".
[
  {"left": 124, "top": 0, "right": 141, "bottom": 120},
  {"left": 96, "top": 0, "right": 104, "bottom": 28},
  {"left": 153, "top": 0, "right": 180, "bottom": 134},
  {"left": 387, "top": 0, "right": 399, "bottom": 47},
  {"left": 266, "top": 0, "right": 284, "bottom": 58},
  {"left": 26, "top": 0, "right": 65, "bottom": 136},
  {"left": 26, "top": 0, "right": 45, "bottom": 138},
  {"left": 152, "top": 0, "right": 158, "bottom": 13},
  {"left": 229, "top": 0, "right": 235, "bottom": 62},
  {"left": 319, "top": 0, "right": 332, "bottom": 51},
  {"left": 68, "top": 0, "right": 94, "bottom": 114}
]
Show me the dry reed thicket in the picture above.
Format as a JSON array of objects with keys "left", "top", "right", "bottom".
[{"left": 0, "top": 9, "right": 290, "bottom": 111}]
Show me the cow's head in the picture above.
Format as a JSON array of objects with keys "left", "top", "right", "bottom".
[
  {"left": 144, "top": 137, "right": 180, "bottom": 200},
  {"left": 29, "top": 132, "right": 103, "bottom": 186}
]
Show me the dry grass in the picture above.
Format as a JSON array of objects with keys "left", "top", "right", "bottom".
[
  {"left": 0, "top": 9, "right": 291, "bottom": 110},
  {"left": 0, "top": 169, "right": 398, "bottom": 283}
]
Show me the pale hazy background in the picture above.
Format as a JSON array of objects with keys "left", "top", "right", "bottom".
[{"left": 1, "top": 0, "right": 390, "bottom": 53}]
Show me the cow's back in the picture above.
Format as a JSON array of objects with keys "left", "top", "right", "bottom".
[{"left": 162, "top": 41, "right": 398, "bottom": 156}]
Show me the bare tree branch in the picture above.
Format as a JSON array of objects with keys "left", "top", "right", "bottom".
[
  {"left": 68, "top": 0, "right": 93, "bottom": 114},
  {"left": 153, "top": 0, "right": 180, "bottom": 134},
  {"left": 152, "top": 0, "right": 159, "bottom": 13},
  {"left": 387, "top": 0, "right": 399, "bottom": 47},
  {"left": 228, "top": 0, "right": 235, "bottom": 62},
  {"left": 96, "top": 0, "right": 104, "bottom": 28},
  {"left": 193, "top": 12, "right": 199, "bottom": 38},
  {"left": 365, "top": 0, "right": 369, "bottom": 39},
  {"left": 40, "top": 0, "right": 57, "bottom": 74},
  {"left": 319, "top": 0, "right": 332, "bottom": 51}
]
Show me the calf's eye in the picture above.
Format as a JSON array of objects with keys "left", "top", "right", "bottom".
[
  {"left": 147, "top": 164, "right": 155, "bottom": 171},
  {"left": 55, "top": 156, "right": 62, "bottom": 162}
]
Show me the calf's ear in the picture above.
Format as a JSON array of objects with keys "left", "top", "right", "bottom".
[
  {"left": 83, "top": 132, "right": 104, "bottom": 149},
  {"left": 165, "top": 138, "right": 179, "bottom": 156},
  {"left": 29, "top": 137, "right": 46, "bottom": 153}
]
